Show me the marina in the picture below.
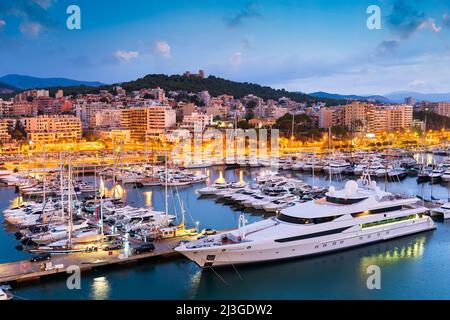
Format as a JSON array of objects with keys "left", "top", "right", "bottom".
[{"left": 2, "top": 150, "right": 450, "bottom": 299}]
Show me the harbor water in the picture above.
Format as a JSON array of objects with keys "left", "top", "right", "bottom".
[{"left": 2, "top": 166, "right": 450, "bottom": 300}]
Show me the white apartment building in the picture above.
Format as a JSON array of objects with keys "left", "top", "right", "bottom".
[
  {"left": 75, "top": 101, "right": 111, "bottom": 129},
  {"left": 181, "top": 112, "right": 213, "bottom": 131},
  {"left": 94, "top": 109, "right": 123, "bottom": 129}
]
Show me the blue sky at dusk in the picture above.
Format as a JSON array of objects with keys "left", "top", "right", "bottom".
[{"left": 1, "top": 0, "right": 450, "bottom": 95}]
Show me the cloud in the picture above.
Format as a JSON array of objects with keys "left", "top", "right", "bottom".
[
  {"left": 0, "top": 19, "right": 5, "bottom": 27},
  {"left": 154, "top": 40, "right": 171, "bottom": 57},
  {"left": 225, "top": 2, "right": 261, "bottom": 28},
  {"left": 429, "top": 19, "right": 442, "bottom": 33},
  {"left": 230, "top": 52, "right": 242, "bottom": 67},
  {"left": 0, "top": 0, "right": 58, "bottom": 35},
  {"left": 409, "top": 79, "right": 426, "bottom": 87},
  {"left": 386, "top": 1, "right": 427, "bottom": 39},
  {"left": 31, "top": 0, "right": 54, "bottom": 9},
  {"left": 114, "top": 50, "right": 139, "bottom": 62},
  {"left": 19, "top": 21, "right": 42, "bottom": 36},
  {"left": 377, "top": 40, "right": 399, "bottom": 53}
]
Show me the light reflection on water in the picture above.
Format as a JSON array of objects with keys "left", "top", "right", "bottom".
[
  {"left": 90, "top": 276, "right": 111, "bottom": 300},
  {"left": 3, "top": 162, "right": 450, "bottom": 299}
]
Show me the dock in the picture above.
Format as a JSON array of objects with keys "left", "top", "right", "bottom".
[{"left": 0, "top": 235, "right": 196, "bottom": 284}]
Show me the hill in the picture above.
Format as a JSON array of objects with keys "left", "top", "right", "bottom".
[
  {"left": 110, "top": 74, "right": 345, "bottom": 105},
  {"left": 0, "top": 74, "right": 104, "bottom": 90},
  {"left": 0, "top": 81, "right": 17, "bottom": 94},
  {"left": 309, "top": 91, "right": 390, "bottom": 103}
]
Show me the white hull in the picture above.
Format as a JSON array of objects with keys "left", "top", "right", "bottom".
[{"left": 176, "top": 217, "right": 435, "bottom": 267}]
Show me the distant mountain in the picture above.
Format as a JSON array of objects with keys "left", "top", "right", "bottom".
[
  {"left": 385, "top": 91, "right": 450, "bottom": 103},
  {"left": 0, "top": 81, "right": 17, "bottom": 94},
  {"left": 308, "top": 91, "right": 390, "bottom": 103},
  {"left": 0, "top": 74, "right": 104, "bottom": 90}
]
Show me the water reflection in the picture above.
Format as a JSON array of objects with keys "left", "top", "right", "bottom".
[
  {"left": 90, "top": 276, "right": 111, "bottom": 300},
  {"left": 143, "top": 191, "right": 152, "bottom": 207},
  {"left": 215, "top": 171, "right": 225, "bottom": 184},
  {"left": 359, "top": 237, "right": 426, "bottom": 273}
]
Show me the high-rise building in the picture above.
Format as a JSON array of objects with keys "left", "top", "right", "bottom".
[
  {"left": 318, "top": 107, "right": 342, "bottom": 129},
  {"left": 405, "top": 96, "right": 416, "bottom": 106},
  {"left": 121, "top": 106, "right": 176, "bottom": 140}
]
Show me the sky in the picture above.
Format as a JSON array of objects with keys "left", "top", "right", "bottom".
[{"left": 1, "top": 0, "right": 450, "bottom": 95}]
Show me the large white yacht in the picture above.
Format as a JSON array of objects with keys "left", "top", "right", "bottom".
[{"left": 175, "top": 178, "right": 436, "bottom": 267}]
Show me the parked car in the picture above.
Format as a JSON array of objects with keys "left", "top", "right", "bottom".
[
  {"left": 133, "top": 242, "right": 155, "bottom": 254},
  {"left": 103, "top": 240, "right": 123, "bottom": 251},
  {"left": 201, "top": 228, "right": 217, "bottom": 236},
  {"left": 30, "top": 252, "right": 51, "bottom": 262}
]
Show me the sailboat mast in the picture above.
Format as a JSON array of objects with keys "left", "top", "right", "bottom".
[
  {"left": 68, "top": 153, "right": 73, "bottom": 249},
  {"left": 100, "top": 174, "right": 104, "bottom": 236},
  {"left": 59, "top": 151, "right": 64, "bottom": 223},
  {"left": 165, "top": 147, "right": 168, "bottom": 216},
  {"left": 42, "top": 145, "right": 46, "bottom": 208}
]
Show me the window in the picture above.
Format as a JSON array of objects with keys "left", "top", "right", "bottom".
[
  {"left": 326, "top": 196, "right": 368, "bottom": 205},
  {"left": 275, "top": 227, "right": 351, "bottom": 243},
  {"left": 361, "top": 214, "right": 416, "bottom": 229}
]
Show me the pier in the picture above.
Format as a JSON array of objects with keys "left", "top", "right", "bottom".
[{"left": 0, "top": 235, "right": 195, "bottom": 284}]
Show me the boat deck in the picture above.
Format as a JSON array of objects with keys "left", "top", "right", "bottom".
[{"left": 0, "top": 235, "right": 197, "bottom": 284}]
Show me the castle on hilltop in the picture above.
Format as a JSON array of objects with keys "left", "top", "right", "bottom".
[{"left": 183, "top": 69, "right": 205, "bottom": 79}]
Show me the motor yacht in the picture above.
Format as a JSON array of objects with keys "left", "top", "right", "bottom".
[{"left": 175, "top": 178, "right": 436, "bottom": 267}]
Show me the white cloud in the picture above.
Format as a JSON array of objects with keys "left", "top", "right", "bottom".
[
  {"left": 114, "top": 50, "right": 139, "bottom": 62},
  {"left": 230, "top": 52, "right": 242, "bottom": 67},
  {"left": 19, "top": 21, "right": 42, "bottom": 36},
  {"left": 154, "top": 40, "right": 171, "bottom": 57},
  {"left": 409, "top": 79, "right": 426, "bottom": 87},
  {"left": 0, "top": 19, "right": 6, "bottom": 28}
]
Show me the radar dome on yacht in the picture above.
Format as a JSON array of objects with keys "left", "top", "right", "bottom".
[
  {"left": 328, "top": 186, "right": 335, "bottom": 193},
  {"left": 344, "top": 180, "right": 358, "bottom": 195}
]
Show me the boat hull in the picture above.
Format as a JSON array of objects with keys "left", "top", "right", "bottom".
[{"left": 176, "top": 217, "right": 435, "bottom": 267}]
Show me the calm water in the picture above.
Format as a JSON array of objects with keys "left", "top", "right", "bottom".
[{"left": 2, "top": 166, "right": 450, "bottom": 300}]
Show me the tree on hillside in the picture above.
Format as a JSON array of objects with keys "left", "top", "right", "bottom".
[{"left": 9, "top": 120, "right": 27, "bottom": 141}]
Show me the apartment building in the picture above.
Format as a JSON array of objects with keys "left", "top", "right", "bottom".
[
  {"left": 121, "top": 106, "right": 176, "bottom": 140},
  {"left": 343, "top": 101, "right": 372, "bottom": 132},
  {"left": 181, "top": 112, "right": 213, "bottom": 131},
  {"left": 23, "top": 115, "right": 82, "bottom": 143},
  {"left": 433, "top": 102, "right": 450, "bottom": 118},
  {"left": 13, "top": 102, "right": 38, "bottom": 116},
  {"left": 318, "top": 107, "right": 342, "bottom": 129},
  {"left": 75, "top": 101, "right": 111, "bottom": 129},
  {"left": 94, "top": 109, "right": 123, "bottom": 129},
  {"left": 0, "top": 99, "right": 13, "bottom": 117},
  {"left": 0, "top": 119, "right": 13, "bottom": 143}
]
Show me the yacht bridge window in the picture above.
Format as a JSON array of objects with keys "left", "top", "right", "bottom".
[{"left": 326, "top": 196, "right": 368, "bottom": 205}]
